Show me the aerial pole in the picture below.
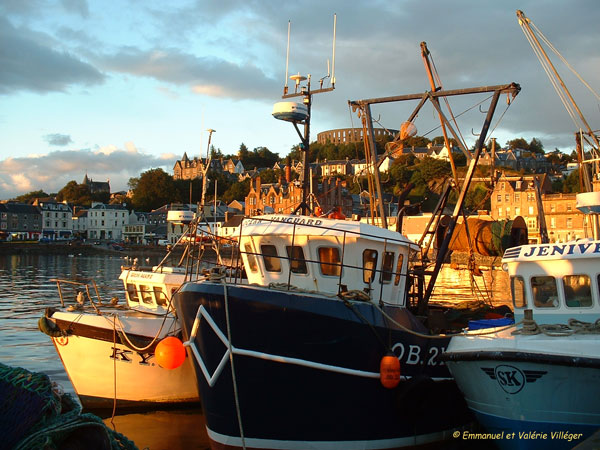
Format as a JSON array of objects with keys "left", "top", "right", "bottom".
[
  {"left": 200, "top": 128, "right": 216, "bottom": 211},
  {"left": 273, "top": 14, "right": 337, "bottom": 215}
]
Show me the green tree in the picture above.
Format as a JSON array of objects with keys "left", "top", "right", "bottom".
[
  {"left": 529, "top": 137, "right": 544, "bottom": 154},
  {"left": 418, "top": 157, "right": 451, "bottom": 182},
  {"left": 506, "top": 138, "right": 529, "bottom": 150},
  {"left": 131, "top": 168, "right": 179, "bottom": 211},
  {"left": 12, "top": 189, "right": 49, "bottom": 202},
  {"left": 222, "top": 179, "right": 251, "bottom": 204},
  {"left": 238, "top": 143, "right": 250, "bottom": 161},
  {"left": 563, "top": 170, "right": 580, "bottom": 193},
  {"left": 56, "top": 181, "right": 92, "bottom": 205}
]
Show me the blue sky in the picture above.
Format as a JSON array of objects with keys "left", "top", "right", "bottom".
[{"left": 1, "top": 0, "right": 599, "bottom": 199}]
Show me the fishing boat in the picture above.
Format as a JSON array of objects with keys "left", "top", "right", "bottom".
[
  {"left": 443, "top": 239, "right": 600, "bottom": 449},
  {"left": 39, "top": 212, "right": 222, "bottom": 410},
  {"left": 40, "top": 264, "right": 200, "bottom": 410},
  {"left": 175, "top": 214, "right": 477, "bottom": 449}
]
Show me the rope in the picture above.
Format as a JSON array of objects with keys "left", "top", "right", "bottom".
[
  {"left": 513, "top": 317, "right": 600, "bottom": 336},
  {"left": 249, "top": 279, "right": 517, "bottom": 339}
]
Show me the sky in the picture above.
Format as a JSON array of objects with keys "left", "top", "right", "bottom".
[{"left": 1, "top": 0, "right": 599, "bottom": 200}]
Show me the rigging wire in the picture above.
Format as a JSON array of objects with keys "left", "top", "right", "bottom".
[
  {"left": 529, "top": 21, "right": 600, "bottom": 103},
  {"left": 429, "top": 54, "right": 469, "bottom": 151}
]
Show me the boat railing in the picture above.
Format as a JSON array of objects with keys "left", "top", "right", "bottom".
[
  {"left": 217, "top": 215, "right": 415, "bottom": 304},
  {"left": 51, "top": 278, "right": 105, "bottom": 314}
]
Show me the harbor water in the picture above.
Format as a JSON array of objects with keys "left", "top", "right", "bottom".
[{"left": 0, "top": 249, "right": 511, "bottom": 449}]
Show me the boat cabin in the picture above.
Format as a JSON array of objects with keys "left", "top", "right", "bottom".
[
  {"left": 502, "top": 239, "right": 600, "bottom": 324},
  {"left": 238, "top": 215, "right": 418, "bottom": 306},
  {"left": 119, "top": 266, "right": 187, "bottom": 311}
]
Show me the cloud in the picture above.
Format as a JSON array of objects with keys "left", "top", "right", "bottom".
[
  {"left": 0, "top": 145, "right": 178, "bottom": 199},
  {"left": 0, "top": 16, "right": 104, "bottom": 95},
  {"left": 94, "top": 47, "right": 275, "bottom": 100},
  {"left": 43, "top": 133, "right": 73, "bottom": 146},
  {"left": 60, "top": 0, "right": 89, "bottom": 18}
]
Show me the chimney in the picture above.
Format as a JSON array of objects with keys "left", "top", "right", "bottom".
[{"left": 285, "top": 160, "right": 291, "bottom": 183}]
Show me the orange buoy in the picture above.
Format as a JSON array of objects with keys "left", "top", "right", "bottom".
[
  {"left": 155, "top": 336, "right": 186, "bottom": 369},
  {"left": 380, "top": 353, "right": 401, "bottom": 389}
]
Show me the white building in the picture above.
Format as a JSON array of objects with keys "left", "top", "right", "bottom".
[
  {"left": 87, "top": 203, "right": 129, "bottom": 241},
  {"left": 35, "top": 200, "right": 73, "bottom": 240}
]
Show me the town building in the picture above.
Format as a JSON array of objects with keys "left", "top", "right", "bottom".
[
  {"left": 82, "top": 174, "right": 110, "bottom": 194},
  {"left": 0, "top": 202, "right": 42, "bottom": 240},
  {"left": 490, "top": 173, "right": 592, "bottom": 243},
  {"left": 316, "top": 127, "right": 397, "bottom": 145},
  {"left": 87, "top": 203, "right": 128, "bottom": 241},
  {"left": 33, "top": 200, "right": 73, "bottom": 240},
  {"left": 173, "top": 152, "right": 206, "bottom": 180}
]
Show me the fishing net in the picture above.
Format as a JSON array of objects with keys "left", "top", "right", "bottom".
[{"left": 0, "top": 362, "right": 137, "bottom": 450}]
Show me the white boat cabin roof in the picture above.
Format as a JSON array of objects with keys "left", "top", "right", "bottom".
[
  {"left": 237, "top": 214, "right": 416, "bottom": 306},
  {"left": 241, "top": 214, "right": 417, "bottom": 247}
]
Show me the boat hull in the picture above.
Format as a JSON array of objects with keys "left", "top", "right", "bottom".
[
  {"left": 48, "top": 309, "right": 200, "bottom": 409},
  {"left": 175, "top": 282, "right": 473, "bottom": 450},
  {"left": 444, "top": 334, "right": 600, "bottom": 450}
]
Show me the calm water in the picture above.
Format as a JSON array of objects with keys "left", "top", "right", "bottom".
[{"left": 0, "top": 250, "right": 510, "bottom": 449}]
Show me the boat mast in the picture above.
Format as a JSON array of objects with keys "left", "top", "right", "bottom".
[
  {"left": 278, "top": 15, "right": 337, "bottom": 215},
  {"left": 517, "top": 9, "right": 600, "bottom": 238}
]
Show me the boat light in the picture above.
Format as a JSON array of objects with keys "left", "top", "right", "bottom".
[
  {"left": 379, "top": 353, "right": 401, "bottom": 389},
  {"left": 155, "top": 336, "right": 186, "bottom": 370}
]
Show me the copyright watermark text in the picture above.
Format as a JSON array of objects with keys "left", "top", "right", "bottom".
[{"left": 453, "top": 430, "right": 583, "bottom": 443}]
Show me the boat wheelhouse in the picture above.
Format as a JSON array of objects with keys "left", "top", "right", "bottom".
[{"left": 238, "top": 215, "right": 416, "bottom": 303}]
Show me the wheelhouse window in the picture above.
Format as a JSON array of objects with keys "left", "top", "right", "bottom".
[
  {"left": 153, "top": 286, "right": 167, "bottom": 306},
  {"left": 139, "top": 285, "right": 153, "bottom": 305},
  {"left": 394, "top": 254, "right": 404, "bottom": 286},
  {"left": 244, "top": 243, "right": 258, "bottom": 273},
  {"left": 126, "top": 283, "right": 138, "bottom": 303},
  {"left": 511, "top": 276, "right": 526, "bottom": 308},
  {"left": 380, "top": 251, "right": 395, "bottom": 283},
  {"left": 261, "top": 244, "right": 281, "bottom": 272},
  {"left": 531, "top": 276, "right": 558, "bottom": 308},
  {"left": 318, "top": 247, "right": 341, "bottom": 276},
  {"left": 563, "top": 275, "right": 592, "bottom": 307},
  {"left": 363, "top": 249, "right": 378, "bottom": 284},
  {"left": 286, "top": 245, "right": 308, "bottom": 274}
]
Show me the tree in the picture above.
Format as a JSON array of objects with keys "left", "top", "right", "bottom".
[
  {"left": 222, "top": 179, "right": 251, "bottom": 204},
  {"left": 529, "top": 137, "right": 544, "bottom": 154},
  {"left": 506, "top": 138, "right": 529, "bottom": 150},
  {"left": 418, "top": 157, "right": 451, "bottom": 182},
  {"left": 56, "top": 181, "right": 92, "bottom": 205},
  {"left": 12, "top": 190, "right": 49, "bottom": 202},
  {"left": 563, "top": 170, "right": 580, "bottom": 193},
  {"left": 404, "top": 135, "right": 431, "bottom": 148},
  {"left": 238, "top": 143, "right": 250, "bottom": 161},
  {"left": 130, "top": 168, "right": 179, "bottom": 211}
]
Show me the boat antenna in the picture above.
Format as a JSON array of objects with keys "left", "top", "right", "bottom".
[
  {"left": 284, "top": 20, "right": 291, "bottom": 96},
  {"left": 273, "top": 14, "right": 337, "bottom": 215}
]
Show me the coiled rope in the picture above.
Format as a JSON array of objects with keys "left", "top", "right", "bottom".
[{"left": 513, "top": 317, "right": 600, "bottom": 336}]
